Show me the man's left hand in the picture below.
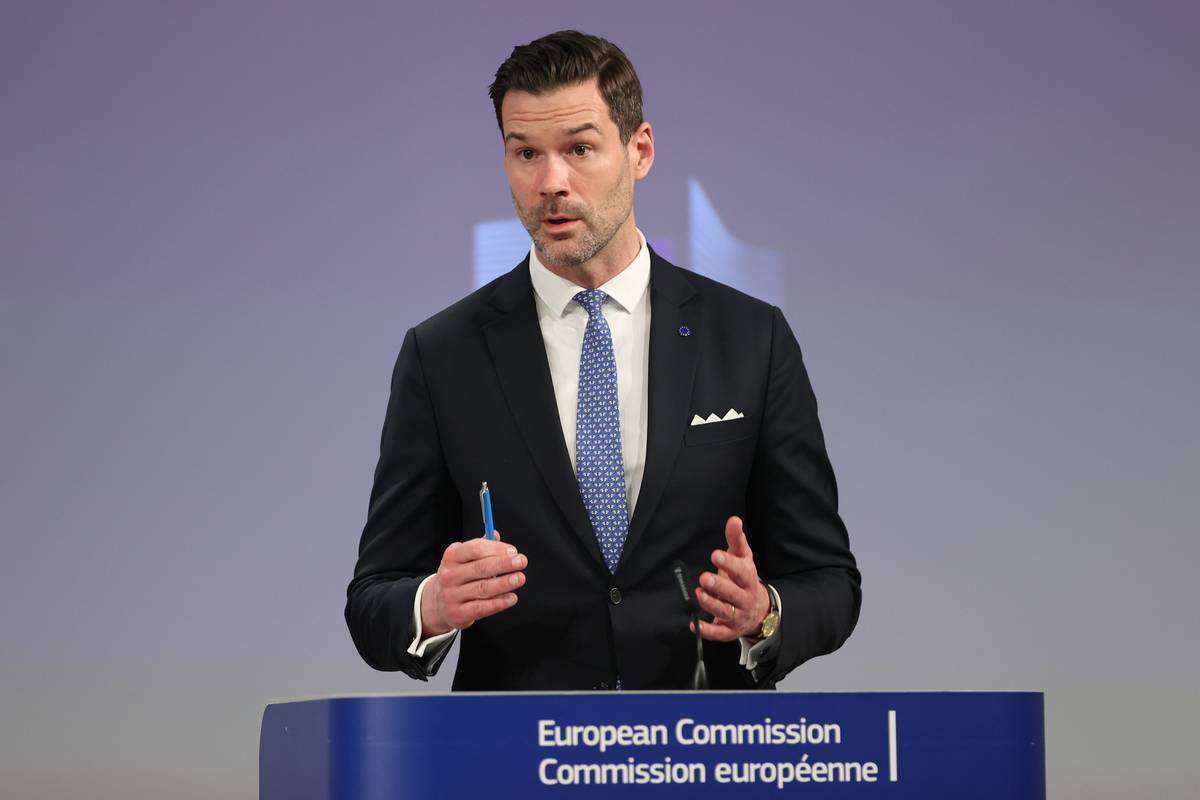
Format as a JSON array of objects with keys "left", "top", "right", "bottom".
[{"left": 693, "top": 516, "right": 771, "bottom": 641}]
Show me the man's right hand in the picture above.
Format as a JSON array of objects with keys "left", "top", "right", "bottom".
[{"left": 420, "top": 531, "right": 527, "bottom": 637}]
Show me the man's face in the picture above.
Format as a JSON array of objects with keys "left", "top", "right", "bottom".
[{"left": 501, "top": 80, "right": 639, "bottom": 270}]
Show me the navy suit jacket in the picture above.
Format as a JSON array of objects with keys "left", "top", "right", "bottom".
[{"left": 346, "top": 248, "right": 860, "bottom": 690}]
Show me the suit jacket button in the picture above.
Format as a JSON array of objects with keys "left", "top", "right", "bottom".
[{"left": 609, "top": 587, "right": 622, "bottom": 605}]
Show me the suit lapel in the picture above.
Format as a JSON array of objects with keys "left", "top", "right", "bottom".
[
  {"left": 482, "top": 261, "right": 606, "bottom": 568},
  {"left": 619, "top": 252, "right": 698, "bottom": 573}
]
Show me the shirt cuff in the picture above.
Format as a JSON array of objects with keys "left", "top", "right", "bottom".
[
  {"left": 407, "top": 574, "right": 458, "bottom": 658},
  {"left": 738, "top": 583, "right": 782, "bottom": 672}
]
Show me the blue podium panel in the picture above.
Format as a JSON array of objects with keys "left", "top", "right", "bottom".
[{"left": 261, "top": 692, "right": 1044, "bottom": 799}]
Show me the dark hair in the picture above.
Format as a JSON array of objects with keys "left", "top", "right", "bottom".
[{"left": 488, "top": 30, "right": 644, "bottom": 144}]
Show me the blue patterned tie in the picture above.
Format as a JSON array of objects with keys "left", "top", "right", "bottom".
[{"left": 573, "top": 289, "right": 629, "bottom": 574}]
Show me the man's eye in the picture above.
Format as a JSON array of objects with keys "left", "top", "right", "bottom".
[
  {"left": 519, "top": 149, "right": 535, "bottom": 160},
  {"left": 572, "top": 145, "right": 591, "bottom": 156}
]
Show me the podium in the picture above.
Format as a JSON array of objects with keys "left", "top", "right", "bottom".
[{"left": 261, "top": 691, "right": 1044, "bottom": 798}]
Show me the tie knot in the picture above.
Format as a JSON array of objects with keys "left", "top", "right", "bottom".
[{"left": 573, "top": 289, "right": 609, "bottom": 317}]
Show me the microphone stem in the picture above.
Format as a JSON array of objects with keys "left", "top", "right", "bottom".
[{"left": 690, "top": 612, "right": 708, "bottom": 690}]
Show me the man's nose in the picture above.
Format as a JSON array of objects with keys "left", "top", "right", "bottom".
[{"left": 538, "top": 154, "right": 570, "bottom": 198}]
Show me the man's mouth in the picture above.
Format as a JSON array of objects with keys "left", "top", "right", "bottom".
[{"left": 543, "top": 216, "right": 579, "bottom": 231}]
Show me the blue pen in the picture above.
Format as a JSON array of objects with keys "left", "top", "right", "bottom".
[{"left": 479, "top": 482, "right": 495, "bottom": 540}]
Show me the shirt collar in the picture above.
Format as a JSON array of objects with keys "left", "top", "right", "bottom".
[{"left": 528, "top": 228, "right": 651, "bottom": 317}]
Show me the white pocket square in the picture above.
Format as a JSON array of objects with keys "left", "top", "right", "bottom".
[{"left": 690, "top": 408, "right": 745, "bottom": 426}]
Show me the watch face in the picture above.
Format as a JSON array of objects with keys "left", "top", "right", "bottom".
[{"left": 760, "top": 611, "right": 780, "bottom": 639}]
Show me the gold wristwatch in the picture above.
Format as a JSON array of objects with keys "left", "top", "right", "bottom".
[{"left": 756, "top": 581, "right": 781, "bottom": 639}]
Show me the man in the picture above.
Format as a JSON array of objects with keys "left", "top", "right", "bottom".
[{"left": 345, "top": 30, "right": 860, "bottom": 690}]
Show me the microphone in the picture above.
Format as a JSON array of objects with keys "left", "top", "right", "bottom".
[{"left": 672, "top": 560, "right": 708, "bottom": 690}]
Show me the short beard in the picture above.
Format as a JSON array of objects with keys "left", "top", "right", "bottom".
[{"left": 513, "top": 160, "right": 632, "bottom": 270}]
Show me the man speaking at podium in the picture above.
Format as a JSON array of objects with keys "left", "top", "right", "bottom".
[{"left": 346, "top": 31, "right": 860, "bottom": 690}]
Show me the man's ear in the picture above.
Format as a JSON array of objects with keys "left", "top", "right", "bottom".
[{"left": 630, "top": 122, "right": 655, "bottom": 181}]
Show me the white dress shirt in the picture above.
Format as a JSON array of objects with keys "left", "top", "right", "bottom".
[
  {"left": 407, "top": 229, "right": 779, "bottom": 673},
  {"left": 530, "top": 228, "right": 651, "bottom": 515}
]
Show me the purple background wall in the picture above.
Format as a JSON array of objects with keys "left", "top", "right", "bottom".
[{"left": 2, "top": 2, "right": 1197, "bottom": 797}]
